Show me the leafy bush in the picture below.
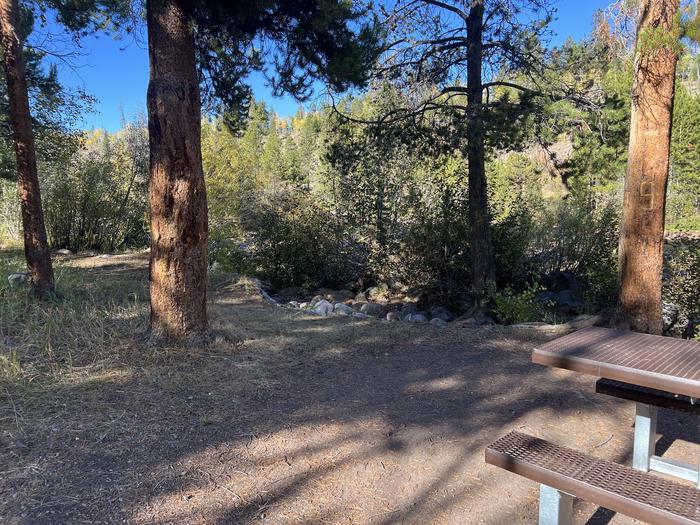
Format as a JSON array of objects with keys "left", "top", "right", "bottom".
[
  {"left": 209, "top": 238, "right": 254, "bottom": 274},
  {"left": 490, "top": 283, "right": 542, "bottom": 324},
  {"left": 664, "top": 239, "right": 700, "bottom": 338},
  {"left": 528, "top": 199, "right": 620, "bottom": 309},
  {"left": 242, "top": 191, "right": 365, "bottom": 290},
  {"left": 42, "top": 124, "right": 149, "bottom": 252},
  {"left": 0, "top": 180, "right": 20, "bottom": 245}
]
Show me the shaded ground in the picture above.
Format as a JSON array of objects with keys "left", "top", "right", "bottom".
[{"left": 1, "top": 253, "right": 699, "bottom": 524}]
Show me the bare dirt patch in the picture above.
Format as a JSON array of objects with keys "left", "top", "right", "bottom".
[{"left": 1, "top": 253, "right": 698, "bottom": 524}]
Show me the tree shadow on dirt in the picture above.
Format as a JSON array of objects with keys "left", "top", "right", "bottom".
[{"left": 3, "top": 277, "right": 699, "bottom": 525}]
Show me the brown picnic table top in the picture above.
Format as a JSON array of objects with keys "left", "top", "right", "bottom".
[{"left": 532, "top": 326, "right": 700, "bottom": 399}]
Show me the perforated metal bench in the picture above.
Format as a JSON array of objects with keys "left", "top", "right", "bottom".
[{"left": 485, "top": 430, "right": 700, "bottom": 525}]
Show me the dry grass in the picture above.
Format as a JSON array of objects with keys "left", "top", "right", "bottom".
[{"left": 0, "top": 252, "right": 148, "bottom": 384}]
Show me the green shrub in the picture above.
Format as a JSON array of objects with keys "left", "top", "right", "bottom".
[
  {"left": 490, "top": 283, "right": 542, "bottom": 324},
  {"left": 209, "top": 238, "right": 254, "bottom": 274},
  {"left": 529, "top": 199, "right": 619, "bottom": 309},
  {"left": 664, "top": 239, "right": 700, "bottom": 337},
  {"left": 242, "top": 191, "right": 365, "bottom": 290}
]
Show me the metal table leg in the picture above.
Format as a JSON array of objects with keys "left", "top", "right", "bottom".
[
  {"left": 632, "top": 402, "right": 657, "bottom": 471},
  {"left": 632, "top": 402, "right": 700, "bottom": 485},
  {"left": 539, "top": 484, "right": 573, "bottom": 525}
]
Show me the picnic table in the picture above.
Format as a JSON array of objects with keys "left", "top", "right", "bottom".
[
  {"left": 532, "top": 326, "right": 700, "bottom": 486},
  {"left": 485, "top": 326, "right": 700, "bottom": 525}
]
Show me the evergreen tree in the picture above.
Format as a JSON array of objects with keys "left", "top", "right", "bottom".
[{"left": 146, "top": 0, "right": 381, "bottom": 341}]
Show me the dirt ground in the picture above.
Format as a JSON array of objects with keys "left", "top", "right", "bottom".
[{"left": 1, "top": 255, "right": 699, "bottom": 524}]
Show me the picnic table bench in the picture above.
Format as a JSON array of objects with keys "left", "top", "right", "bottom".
[{"left": 485, "top": 326, "right": 700, "bottom": 525}]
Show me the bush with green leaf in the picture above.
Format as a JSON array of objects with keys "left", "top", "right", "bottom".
[
  {"left": 664, "top": 239, "right": 700, "bottom": 338},
  {"left": 242, "top": 190, "right": 365, "bottom": 290},
  {"left": 490, "top": 283, "right": 542, "bottom": 324}
]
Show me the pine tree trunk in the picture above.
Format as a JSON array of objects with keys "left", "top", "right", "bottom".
[
  {"left": 0, "top": 0, "right": 55, "bottom": 298},
  {"left": 466, "top": 0, "right": 495, "bottom": 299},
  {"left": 618, "top": 0, "right": 679, "bottom": 335},
  {"left": 146, "top": 0, "right": 209, "bottom": 341}
]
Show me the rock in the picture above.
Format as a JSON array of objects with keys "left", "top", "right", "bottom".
[
  {"left": 55, "top": 248, "right": 72, "bottom": 255},
  {"left": 662, "top": 302, "right": 679, "bottom": 333},
  {"left": 430, "top": 318, "right": 448, "bottom": 328},
  {"left": 512, "top": 314, "right": 601, "bottom": 336},
  {"left": 355, "top": 292, "right": 368, "bottom": 303},
  {"left": 360, "top": 303, "right": 384, "bottom": 317},
  {"left": 287, "top": 301, "right": 300, "bottom": 308},
  {"left": 556, "top": 290, "right": 586, "bottom": 314},
  {"left": 299, "top": 302, "right": 309, "bottom": 309},
  {"left": 399, "top": 303, "right": 418, "bottom": 320},
  {"left": 406, "top": 313, "right": 428, "bottom": 324},
  {"left": 312, "top": 300, "right": 334, "bottom": 316},
  {"left": 386, "top": 311, "right": 400, "bottom": 321},
  {"left": 97, "top": 254, "right": 112, "bottom": 259},
  {"left": 537, "top": 290, "right": 585, "bottom": 315},
  {"left": 429, "top": 306, "right": 454, "bottom": 323},
  {"left": 334, "top": 303, "right": 354, "bottom": 315},
  {"left": 472, "top": 309, "right": 496, "bottom": 325},
  {"left": 7, "top": 272, "right": 28, "bottom": 286},
  {"left": 535, "top": 291, "right": 559, "bottom": 304},
  {"left": 310, "top": 295, "right": 325, "bottom": 307},
  {"left": 352, "top": 312, "right": 371, "bottom": 319}
]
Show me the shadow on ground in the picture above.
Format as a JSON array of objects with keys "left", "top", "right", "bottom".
[{"left": 1, "top": 258, "right": 698, "bottom": 525}]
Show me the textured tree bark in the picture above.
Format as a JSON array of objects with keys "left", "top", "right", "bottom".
[
  {"left": 618, "top": 0, "right": 679, "bottom": 334},
  {"left": 146, "top": 0, "right": 209, "bottom": 341},
  {"left": 0, "top": 0, "right": 55, "bottom": 298},
  {"left": 466, "top": 0, "right": 495, "bottom": 300}
]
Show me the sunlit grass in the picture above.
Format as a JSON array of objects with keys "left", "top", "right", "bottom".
[{"left": 0, "top": 250, "right": 149, "bottom": 385}]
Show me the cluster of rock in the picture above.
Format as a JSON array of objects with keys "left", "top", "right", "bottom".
[
  {"left": 534, "top": 271, "right": 586, "bottom": 316},
  {"left": 271, "top": 285, "right": 459, "bottom": 328},
  {"left": 662, "top": 301, "right": 699, "bottom": 338}
]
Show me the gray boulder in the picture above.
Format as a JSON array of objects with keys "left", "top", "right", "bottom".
[
  {"left": 535, "top": 291, "right": 559, "bottom": 304},
  {"left": 662, "top": 302, "right": 679, "bottom": 333},
  {"left": 310, "top": 295, "right": 325, "bottom": 307},
  {"left": 334, "top": 303, "right": 354, "bottom": 316},
  {"left": 556, "top": 290, "right": 586, "bottom": 314},
  {"left": 7, "top": 272, "right": 28, "bottom": 286},
  {"left": 430, "top": 318, "right": 448, "bottom": 328},
  {"left": 312, "top": 300, "right": 334, "bottom": 316},
  {"left": 386, "top": 311, "right": 400, "bottom": 321},
  {"left": 360, "top": 303, "right": 384, "bottom": 317},
  {"left": 399, "top": 303, "right": 418, "bottom": 320},
  {"left": 536, "top": 290, "right": 585, "bottom": 314},
  {"left": 429, "top": 306, "right": 455, "bottom": 323},
  {"left": 406, "top": 313, "right": 428, "bottom": 324}
]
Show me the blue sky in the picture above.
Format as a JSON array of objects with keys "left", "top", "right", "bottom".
[{"left": 45, "top": 0, "right": 611, "bottom": 132}]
